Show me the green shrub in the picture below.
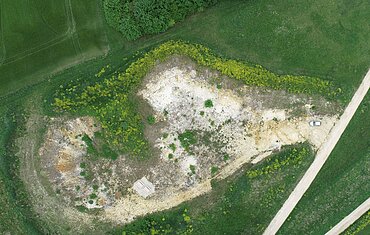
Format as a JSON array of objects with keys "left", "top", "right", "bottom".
[
  {"left": 147, "top": 115, "right": 156, "bottom": 125},
  {"left": 178, "top": 130, "right": 197, "bottom": 151},
  {"left": 169, "top": 143, "right": 177, "bottom": 152},
  {"left": 189, "top": 165, "right": 196, "bottom": 174},
  {"left": 204, "top": 99, "right": 214, "bottom": 108},
  {"left": 103, "top": 0, "right": 218, "bottom": 40},
  {"left": 82, "top": 134, "right": 97, "bottom": 155},
  {"left": 223, "top": 154, "right": 230, "bottom": 161},
  {"left": 246, "top": 145, "right": 311, "bottom": 178},
  {"left": 211, "top": 166, "right": 219, "bottom": 175}
]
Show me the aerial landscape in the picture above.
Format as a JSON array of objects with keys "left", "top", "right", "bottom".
[{"left": 0, "top": 0, "right": 369, "bottom": 235}]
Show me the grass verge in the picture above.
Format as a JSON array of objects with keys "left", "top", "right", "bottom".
[
  {"left": 344, "top": 210, "right": 370, "bottom": 235},
  {"left": 279, "top": 93, "right": 370, "bottom": 234}
]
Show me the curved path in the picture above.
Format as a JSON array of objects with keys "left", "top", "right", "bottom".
[
  {"left": 325, "top": 197, "right": 370, "bottom": 235},
  {"left": 263, "top": 69, "right": 370, "bottom": 235}
]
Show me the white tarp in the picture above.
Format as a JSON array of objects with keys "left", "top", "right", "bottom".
[{"left": 133, "top": 177, "right": 155, "bottom": 198}]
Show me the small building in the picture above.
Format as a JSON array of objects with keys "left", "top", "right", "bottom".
[{"left": 133, "top": 177, "right": 155, "bottom": 198}]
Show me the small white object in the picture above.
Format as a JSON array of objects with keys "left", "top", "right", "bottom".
[
  {"left": 133, "top": 177, "right": 155, "bottom": 198},
  {"left": 309, "top": 120, "right": 321, "bottom": 126}
]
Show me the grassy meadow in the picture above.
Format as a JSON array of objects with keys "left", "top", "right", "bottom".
[{"left": 0, "top": 0, "right": 369, "bottom": 233}]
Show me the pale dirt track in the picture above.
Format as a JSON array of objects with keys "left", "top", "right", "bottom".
[
  {"left": 325, "top": 197, "right": 370, "bottom": 235},
  {"left": 263, "top": 69, "right": 370, "bottom": 235}
]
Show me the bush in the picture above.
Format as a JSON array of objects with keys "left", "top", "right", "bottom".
[
  {"left": 103, "top": 0, "right": 218, "bottom": 40},
  {"left": 204, "top": 99, "right": 213, "bottom": 108},
  {"left": 178, "top": 130, "right": 197, "bottom": 152},
  {"left": 147, "top": 115, "right": 156, "bottom": 125}
]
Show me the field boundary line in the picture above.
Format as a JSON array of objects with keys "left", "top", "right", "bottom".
[
  {"left": 1, "top": 0, "right": 74, "bottom": 65},
  {"left": 0, "top": 0, "right": 6, "bottom": 65},
  {"left": 263, "top": 69, "right": 370, "bottom": 235},
  {"left": 325, "top": 197, "right": 370, "bottom": 235},
  {"left": 31, "top": 0, "right": 61, "bottom": 35},
  {"left": 65, "top": 0, "right": 83, "bottom": 58},
  {"left": 1, "top": 36, "right": 71, "bottom": 65}
]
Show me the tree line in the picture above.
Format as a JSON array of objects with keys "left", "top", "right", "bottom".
[{"left": 103, "top": 0, "right": 218, "bottom": 40}]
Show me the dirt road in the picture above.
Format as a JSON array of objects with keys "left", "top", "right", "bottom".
[
  {"left": 325, "top": 197, "right": 370, "bottom": 235},
  {"left": 263, "top": 69, "right": 370, "bottom": 235}
]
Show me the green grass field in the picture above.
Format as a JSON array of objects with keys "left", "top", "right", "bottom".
[
  {"left": 2, "top": 0, "right": 369, "bottom": 100},
  {"left": 118, "top": 0, "right": 370, "bottom": 102},
  {"left": 278, "top": 93, "right": 369, "bottom": 234},
  {"left": 0, "top": 0, "right": 108, "bottom": 97},
  {"left": 0, "top": 0, "right": 369, "bottom": 233}
]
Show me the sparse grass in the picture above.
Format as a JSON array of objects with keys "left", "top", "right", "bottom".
[
  {"left": 279, "top": 94, "right": 370, "bottom": 235},
  {"left": 169, "top": 143, "right": 177, "bottom": 152},
  {"left": 162, "top": 132, "right": 169, "bottom": 139}
]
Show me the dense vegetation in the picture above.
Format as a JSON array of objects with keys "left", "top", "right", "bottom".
[
  {"left": 279, "top": 94, "right": 370, "bottom": 234},
  {"left": 53, "top": 40, "right": 338, "bottom": 158},
  {"left": 103, "top": 0, "right": 218, "bottom": 40},
  {"left": 110, "top": 143, "right": 314, "bottom": 234},
  {"left": 82, "top": 132, "right": 119, "bottom": 160},
  {"left": 0, "top": 106, "right": 44, "bottom": 234}
]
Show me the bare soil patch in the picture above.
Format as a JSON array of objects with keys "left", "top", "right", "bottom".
[{"left": 33, "top": 57, "right": 340, "bottom": 225}]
